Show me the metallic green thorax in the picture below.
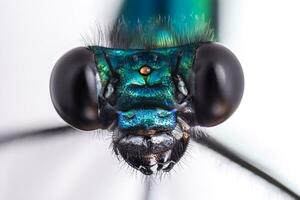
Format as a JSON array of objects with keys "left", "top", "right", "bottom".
[
  {"left": 117, "top": 0, "right": 218, "bottom": 42},
  {"left": 90, "top": 44, "right": 198, "bottom": 130}
]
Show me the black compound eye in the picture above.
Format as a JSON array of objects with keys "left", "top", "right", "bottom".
[
  {"left": 50, "top": 47, "right": 115, "bottom": 131},
  {"left": 191, "top": 43, "right": 244, "bottom": 127}
]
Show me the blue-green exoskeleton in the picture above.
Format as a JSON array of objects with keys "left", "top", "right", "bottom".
[{"left": 50, "top": 0, "right": 244, "bottom": 175}]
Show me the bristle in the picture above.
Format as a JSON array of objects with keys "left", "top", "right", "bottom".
[{"left": 84, "top": 15, "right": 215, "bottom": 49}]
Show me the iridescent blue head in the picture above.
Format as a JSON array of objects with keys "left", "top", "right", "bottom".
[
  {"left": 89, "top": 44, "right": 197, "bottom": 174},
  {"left": 50, "top": 16, "right": 244, "bottom": 175}
]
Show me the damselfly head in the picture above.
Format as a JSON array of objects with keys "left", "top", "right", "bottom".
[{"left": 50, "top": 37, "right": 244, "bottom": 176}]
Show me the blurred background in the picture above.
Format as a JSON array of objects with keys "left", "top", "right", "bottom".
[{"left": 0, "top": 0, "right": 299, "bottom": 199}]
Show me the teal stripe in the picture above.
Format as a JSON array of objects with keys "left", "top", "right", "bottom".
[{"left": 115, "top": 0, "right": 218, "bottom": 41}]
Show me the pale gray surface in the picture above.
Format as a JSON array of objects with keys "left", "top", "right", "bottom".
[{"left": 0, "top": 129, "right": 294, "bottom": 200}]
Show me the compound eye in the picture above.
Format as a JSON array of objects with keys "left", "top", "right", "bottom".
[
  {"left": 191, "top": 43, "right": 244, "bottom": 127},
  {"left": 50, "top": 47, "right": 114, "bottom": 131}
]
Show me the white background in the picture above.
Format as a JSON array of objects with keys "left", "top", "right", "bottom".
[{"left": 0, "top": 0, "right": 299, "bottom": 199}]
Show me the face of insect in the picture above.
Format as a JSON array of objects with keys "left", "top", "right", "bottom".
[
  {"left": 92, "top": 48, "right": 192, "bottom": 175},
  {"left": 50, "top": 42, "right": 244, "bottom": 175}
]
